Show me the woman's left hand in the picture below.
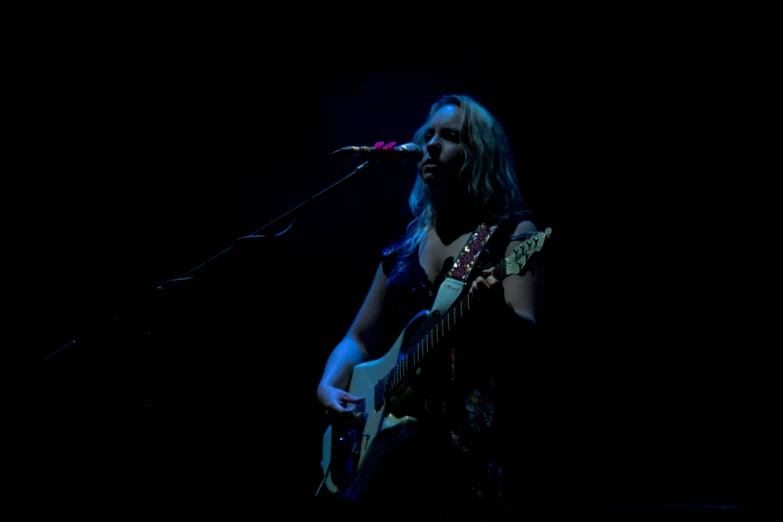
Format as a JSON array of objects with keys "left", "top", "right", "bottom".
[{"left": 468, "top": 268, "right": 503, "bottom": 298}]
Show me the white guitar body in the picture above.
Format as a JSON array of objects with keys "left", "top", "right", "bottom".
[{"left": 320, "top": 309, "right": 430, "bottom": 494}]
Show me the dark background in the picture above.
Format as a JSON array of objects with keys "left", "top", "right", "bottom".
[{"left": 38, "top": 23, "right": 741, "bottom": 514}]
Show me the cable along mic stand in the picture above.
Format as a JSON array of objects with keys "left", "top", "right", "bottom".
[{"left": 43, "top": 157, "right": 381, "bottom": 406}]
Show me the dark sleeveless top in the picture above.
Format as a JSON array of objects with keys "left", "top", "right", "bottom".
[{"left": 377, "top": 214, "right": 536, "bottom": 515}]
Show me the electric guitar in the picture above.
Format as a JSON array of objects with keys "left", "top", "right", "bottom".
[{"left": 319, "top": 227, "right": 552, "bottom": 494}]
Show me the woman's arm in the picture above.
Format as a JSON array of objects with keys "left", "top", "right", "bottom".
[
  {"left": 469, "top": 219, "right": 540, "bottom": 326},
  {"left": 316, "top": 262, "right": 388, "bottom": 414}
]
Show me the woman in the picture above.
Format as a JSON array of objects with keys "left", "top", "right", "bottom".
[{"left": 316, "top": 93, "right": 547, "bottom": 517}]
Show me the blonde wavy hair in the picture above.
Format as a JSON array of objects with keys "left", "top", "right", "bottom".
[{"left": 398, "top": 94, "right": 526, "bottom": 258}]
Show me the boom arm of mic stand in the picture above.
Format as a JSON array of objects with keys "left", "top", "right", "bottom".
[
  {"left": 178, "top": 160, "right": 377, "bottom": 277},
  {"left": 245, "top": 160, "right": 376, "bottom": 239},
  {"left": 44, "top": 160, "right": 378, "bottom": 362}
]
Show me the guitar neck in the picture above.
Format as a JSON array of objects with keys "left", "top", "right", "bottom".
[
  {"left": 384, "top": 294, "right": 474, "bottom": 399},
  {"left": 383, "top": 227, "right": 551, "bottom": 400}
]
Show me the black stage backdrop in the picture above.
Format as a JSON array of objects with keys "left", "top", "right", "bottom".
[{"left": 38, "top": 30, "right": 741, "bottom": 513}]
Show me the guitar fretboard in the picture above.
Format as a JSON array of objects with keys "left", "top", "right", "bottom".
[{"left": 373, "top": 227, "right": 551, "bottom": 410}]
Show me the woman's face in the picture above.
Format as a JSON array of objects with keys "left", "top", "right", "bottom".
[{"left": 418, "top": 104, "right": 464, "bottom": 185}]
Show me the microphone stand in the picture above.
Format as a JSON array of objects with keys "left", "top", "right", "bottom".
[
  {"left": 43, "top": 159, "right": 380, "bottom": 389},
  {"left": 229, "top": 160, "right": 376, "bottom": 245}
]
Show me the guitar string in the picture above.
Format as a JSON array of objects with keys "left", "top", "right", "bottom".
[{"left": 359, "top": 231, "right": 547, "bottom": 415}]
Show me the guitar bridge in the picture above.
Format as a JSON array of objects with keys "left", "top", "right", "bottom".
[{"left": 329, "top": 427, "right": 358, "bottom": 491}]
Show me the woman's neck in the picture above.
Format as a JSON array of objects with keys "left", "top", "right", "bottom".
[{"left": 431, "top": 204, "right": 482, "bottom": 245}]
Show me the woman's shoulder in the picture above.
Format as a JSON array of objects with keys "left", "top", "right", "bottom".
[
  {"left": 509, "top": 219, "right": 538, "bottom": 240},
  {"left": 381, "top": 234, "right": 413, "bottom": 277},
  {"left": 381, "top": 233, "right": 408, "bottom": 260},
  {"left": 491, "top": 211, "right": 537, "bottom": 240}
]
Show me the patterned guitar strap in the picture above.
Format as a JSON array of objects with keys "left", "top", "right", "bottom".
[{"left": 430, "top": 222, "right": 498, "bottom": 316}]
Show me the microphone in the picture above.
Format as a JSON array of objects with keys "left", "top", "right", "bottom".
[{"left": 331, "top": 141, "right": 423, "bottom": 161}]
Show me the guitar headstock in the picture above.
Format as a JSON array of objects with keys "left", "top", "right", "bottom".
[{"left": 502, "top": 227, "right": 552, "bottom": 276}]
